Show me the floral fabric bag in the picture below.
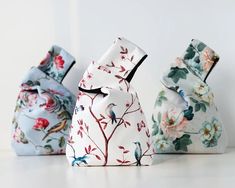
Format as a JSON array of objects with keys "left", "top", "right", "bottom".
[
  {"left": 152, "top": 39, "right": 227, "bottom": 153},
  {"left": 12, "top": 46, "right": 76, "bottom": 155},
  {"left": 66, "top": 38, "right": 154, "bottom": 166}
]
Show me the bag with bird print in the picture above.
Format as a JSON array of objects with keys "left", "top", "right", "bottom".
[
  {"left": 66, "top": 37, "right": 154, "bottom": 166},
  {"left": 12, "top": 45, "right": 76, "bottom": 155},
  {"left": 151, "top": 39, "right": 228, "bottom": 153}
]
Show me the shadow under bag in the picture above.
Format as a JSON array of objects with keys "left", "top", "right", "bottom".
[
  {"left": 12, "top": 46, "right": 76, "bottom": 155},
  {"left": 66, "top": 38, "right": 154, "bottom": 166},
  {"left": 152, "top": 39, "right": 228, "bottom": 153}
]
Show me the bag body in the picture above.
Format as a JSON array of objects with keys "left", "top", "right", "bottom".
[
  {"left": 152, "top": 39, "right": 228, "bottom": 153},
  {"left": 66, "top": 38, "right": 154, "bottom": 166},
  {"left": 12, "top": 46, "right": 76, "bottom": 155}
]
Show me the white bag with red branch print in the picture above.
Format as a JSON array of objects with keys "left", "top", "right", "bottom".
[
  {"left": 66, "top": 38, "right": 154, "bottom": 166},
  {"left": 12, "top": 46, "right": 76, "bottom": 155}
]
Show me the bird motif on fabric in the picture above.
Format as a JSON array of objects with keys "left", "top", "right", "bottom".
[
  {"left": 57, "top": 110, "right": 72, "bottom": 120},
  {"left": 105, "top": 103, "right": 117, "bottom": 124},
  {"left": 74, "top": 105, "right": 85, "bottom": 115},
  {"left": 134, "top": 142, "right": 142, "bottom": 166},
  {"left": 42, "top": 119, "right": 67, "bottom": 140},
  {"left": 71, "top": 155, "right": 88, "bottom": 166}
]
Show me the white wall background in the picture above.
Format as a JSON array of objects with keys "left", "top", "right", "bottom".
[{"left": 0, "top": 0, "right": 235, "bottom": 150}]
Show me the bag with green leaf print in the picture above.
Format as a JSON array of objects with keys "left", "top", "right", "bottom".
[
  {"left": 151, "top": 39, "right": 228, "bottom": 153},
  {"left": 11, "top": 46, "right": 76, "bottom": 155}
]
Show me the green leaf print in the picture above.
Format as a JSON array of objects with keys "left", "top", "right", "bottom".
[
  {"left": 184, "top": 44, "right": 196, "bottom": 60},
  {"left": 168, "top": 67, "right": 189, "bottom": 83},
  {"left": 195, "top": 103, "right": 201, "bottom": 112},
  {"left": 157, "top": 111, "right": 161, "bottom": 123},
  {"left": 44, "top": 145, "right": 54, "bottom": 153},
  {"left": 183, "top": 106, "right": 194, "bottom": 120},
  {"left": 152, "top": 112, "right": 161, "bottom": 136},
  {"left": 59, "top": 136, "right": 66, "bottom": 148},
  {"left": 155, "top": 90, "right": 167, "bottom": 107},
  {"left": 46, "top": 139, "right": 52, "bottom": 143},
  {"left": 194, "top": 56, "right": 200, "bottom": 64},
  {"left": 200, "top": 103, "right": 206, "bottom": 112},
  {"left": 173, "top": 134, "right": 192, "bottom": 152},
  {"left": 190, "top": 97, "right": 209, "bottom": 113},
  {"left": 197, "top": 42, "right": 206, "bottom": 52}
]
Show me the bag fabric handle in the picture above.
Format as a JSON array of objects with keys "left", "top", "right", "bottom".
[
  {"left": 38, "top": 45, "right": 75, "bottom": 83},
  {"left": 182, "top": 39, "right": 219, "bottom": 82},
  {"left": 78, "top": 37, "right": 147, "bottom": 91}
]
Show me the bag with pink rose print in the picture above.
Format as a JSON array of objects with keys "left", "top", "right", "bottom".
[
  {"left": 66, "top": 37, "right": 154, "bottom": 166},
  {"left": 152, "top": 39, "right": 228, "bottom": 153},
  {"left": 12, "top": 45, "right": 76, "bottom": 155}
]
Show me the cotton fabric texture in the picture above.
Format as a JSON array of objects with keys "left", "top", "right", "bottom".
[
  {"left": 12, "top": 46, "right": 76, "bottom": 155},
  {"left": 66, "top": 38, "right": 154, "bottom": 166},
  {"left": 152, "top": 39, "right": 227, "bottom": 153}
]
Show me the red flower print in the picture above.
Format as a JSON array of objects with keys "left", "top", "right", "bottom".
[
  {"left": 39, "top": 93, "right": 59, "bottom": 113},
  {"left": 54, "top": 55, "right": 65, "bottom": 69},
  {"left": 46, "top": 98, "right": 55, "bottom": 110},
  {"left": 33, "top": 118, "right": 49, "bottom": 130},
  {"left": 18, "top": 91, "right": 38, "bottom": 108}
]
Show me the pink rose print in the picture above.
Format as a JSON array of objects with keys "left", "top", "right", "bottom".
[
  {"left": 161, "top": 108, "right": 188, "bottom": 139},
  {"left": 54, "top": 55, "right": 65, "bottom": 69},
  {"left": 174, "top": 57, "right": 184, "bottom": 67},
  {"left": 18, "top": 91, "right": 38, "bottom": 108},
  {"left": 40, "top": 93, "right": 58, "bottom": 112},
  {"left": 27, "top": 93, "right": 38, "bottom": 107},
  {"left": 45, "top": 97, "right": 56, "bottom": 110},
  {"left": 13, "top": 128, "right": 21, "bottom": 143},
  {"left": 202, "top": 48, "right": 214, "bottom": 72},
  {"left": 33, "top": 118, "right": 49, "bottom": 130}
]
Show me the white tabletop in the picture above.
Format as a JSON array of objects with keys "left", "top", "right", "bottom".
[{"left": 0, "top": 149, "right": 234, "bottom": 188}]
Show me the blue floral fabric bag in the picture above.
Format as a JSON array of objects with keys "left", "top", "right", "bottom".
[
  {"left": 12, "top": 46, "right": 76, "bottom": 155},
  {"left": 152, "top": 39, "right": 228, "bottom": 153}
]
